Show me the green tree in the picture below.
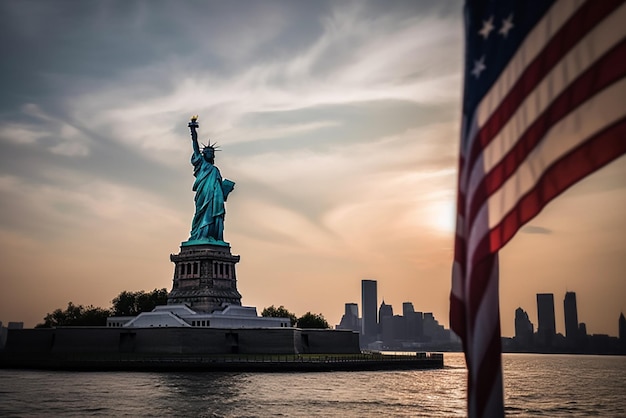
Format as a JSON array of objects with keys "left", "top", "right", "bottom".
[
  {"left": 111, "top": 288, "right": 168, "bottom": 316},
  {"left": 36, "top": 288, "right": 169, "bottom": 327},
  {"left": 35, "top": 302, "right": 111, "bottom": 328},
  {"left": 78, "top": 305, "right": 112, "bottom": 326},
  {"left": 296, "top": 312, "right": 330, "bottom": 329},
  {"left": 261, "top": 305, "right": 297, "bottom": 326}
]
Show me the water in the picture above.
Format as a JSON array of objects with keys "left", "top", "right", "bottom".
[{"left": 0, "top": 353, "right": 624, "bottom": 417}]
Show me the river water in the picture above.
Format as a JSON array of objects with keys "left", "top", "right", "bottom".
[{"left": 0, "top": 353, "right": 624, "bottom": 417}]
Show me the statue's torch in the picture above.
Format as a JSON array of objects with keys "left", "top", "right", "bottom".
[{"left": 188, "top": 115, "right": 199, "bottom": 129}]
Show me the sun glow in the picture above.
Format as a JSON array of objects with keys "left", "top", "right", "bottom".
[{"left": 429, "top": 198, "right": 456, "bottom": 235}]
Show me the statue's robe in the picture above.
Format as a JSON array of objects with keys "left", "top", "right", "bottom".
[{"left": 189, "top": 152, "right": 234, "bottom": 242}]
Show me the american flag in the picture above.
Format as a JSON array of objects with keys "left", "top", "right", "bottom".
[{"left": 450, "top": 1, "right": 626, "bottom": 416}]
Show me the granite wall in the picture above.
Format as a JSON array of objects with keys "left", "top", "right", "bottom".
[{"left": 3, "top": 327, "right": 359, "bottom": 355}]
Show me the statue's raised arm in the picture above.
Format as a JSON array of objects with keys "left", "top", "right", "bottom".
[
  {"left": 184, "top": 115, "right": 235, "bottom": 246},
  {"left": 188, "top": 115, "right": 201, "bottom": 157}
]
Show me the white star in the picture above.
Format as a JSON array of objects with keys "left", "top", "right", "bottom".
[
  {"left": 479, "top": 16, "right": 494, "bottom": 39},
  {"left": 499, "top": 14, "right": 514, "bottom": 38},
  {"left": 472, "top": 55, "right": 486, "bottom": 78}
]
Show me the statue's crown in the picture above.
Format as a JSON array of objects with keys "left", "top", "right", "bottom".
[{"left": 201, "top": 141, "right": 220, "bottom": 153}]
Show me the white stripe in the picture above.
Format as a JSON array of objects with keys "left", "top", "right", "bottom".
[
  {"left": 458, "top": 113, "right": 480, "bottom": 204},
  {"left": 467, "top": 2, "right": 626, "bottom": 206},
  {"left": 468, "top": 255, "right": 499, "bottom": 381},
  {"left": 475, "top": 0, "right": 583, "bottom": 128},
  {"left": 451, "top": 260, "right": 464, "bottom": 300},
  {"left": 482, "top": 368, "right": 504, "bottom": 418},
  {"left": 486, "top": 76, "right": 626, "bottom": 229}
]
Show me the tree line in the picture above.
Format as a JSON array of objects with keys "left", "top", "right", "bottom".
[
  {"left": 261, "top": 305, "right": 330, "bottom": 329},
  {"left": 36, "top": 295, "right": 330, "bottom": 329},
  {"left": 35, "top": 288, "right": 168, "bottom": 328}
]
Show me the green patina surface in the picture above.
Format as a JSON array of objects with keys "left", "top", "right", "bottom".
[{"left": 181, "top": 238, "right": 229, "bottom": 247}]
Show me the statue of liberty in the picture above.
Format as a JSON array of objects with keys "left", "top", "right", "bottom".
[{"left": 184, "top": 116, "right": 235, "bottom": 245}]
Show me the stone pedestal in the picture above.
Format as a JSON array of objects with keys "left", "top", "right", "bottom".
[{"left": 168, "top": 243, "right": 242, "bottom": 312}]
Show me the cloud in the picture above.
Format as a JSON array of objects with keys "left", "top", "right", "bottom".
[{"left": 521, "top": 225, "right": 553, "bottom": 235}]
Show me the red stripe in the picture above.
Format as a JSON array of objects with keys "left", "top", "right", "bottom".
[
  {"left": 473, "top": 319, "right": 503, "bottom": 418},
  {"left": 468, "top": 39, "right": 626, "bottom": 226},
  {"left": 466, "top": 248, "right": 497, "bottom": 331},
  {"left": 449, "top": 293, "right": 467, "bottom": 343},
  {"left": 454, "top": 237, "right": 467, "bottom": 274},
  {"left": 456, "top": 155, "right": 467, "bottom": 221},
  {"left": 467, "top": 0, "right": 622, "bottom": 171},
  {"left": 489, "top": 116, "right": 626, "bottom": 251}
]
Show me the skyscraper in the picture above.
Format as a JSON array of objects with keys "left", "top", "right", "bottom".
[
  {"left": 514, "top": 307, "right": 534, "bottom": 347},
  {"left": 537, "top": 293, "right": 556, "bottom": 346},
  {"left": 379, "top": 300, "right": 394, "bottom": 345},
  {"left": 620, "top": 312, "right": 625, "bottom": 342},
  {"left": 402, "top": 302, "right": 418, "bottom": 341},
  {"left": 337, "top": 303, "right": 359, "bottom": 332},
  {"left": 361, "top": 279, "right": 377, "bottom": 343},
  {"left": 564, "top": 292, "right": 579, "bottom": 340}
]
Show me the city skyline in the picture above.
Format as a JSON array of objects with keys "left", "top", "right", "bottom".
[
  {"left": 1, "top": 1, "right": 624, "bottom": 337},
  {"left": 342, "top": 281, "right": 624, "bottom": 340}
]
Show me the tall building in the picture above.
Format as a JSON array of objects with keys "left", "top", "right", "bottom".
[
  {"left": 423, "top": 313, "right": 448, "bottom": 342},
  {"left": 514, "top": 307, "right": 534, "bottom": 347},
  {"left": 361, "top": 279, "right": 378, "bottom": 342},
  {"left": 564, "top": 292, "right": 579, "bottom": 340},
  {"left": 402, "top": 302, "right": 414, "bottom": 317},
  {"left": 378, "top": 300, "right": 394, "bottom": 345},
  {"left": 620, "top": 312, "right": 626, "bottom": 342},
  {"left": 402, "top": 302, "right": 418, "bottom": 341},
  {"left": 336, "top": 303, "right": 360, "bottom": 332},
  {"left": 537, "top": 293, "right": 556, "bottom": 346}
]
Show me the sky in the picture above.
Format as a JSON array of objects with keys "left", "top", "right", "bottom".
[{"left": 0, "top": 0, "right": 624, "bottom": 337}]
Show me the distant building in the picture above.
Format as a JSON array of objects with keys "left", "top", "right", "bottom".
[
  {"left": 564, "top": 292, "right": 579, "bottom": 340},
  {"left": 537, "top": 293, "right": 556, "bottom": 346},
  {"left": 413, "top": 311, "right": 424, "bottom": 340},
  {"left": 514, "top": 307, "right": 534, "bottom": 347},
  {"left": 336, "top": 303, "right": 360, "bottom": 332},
  {"left": 620, "top": 313, "right": 626, "bottom": 342},
  {"left": 361, "top": 280, "right": 378, "bottom": 343},
  {"left": 423, "top": 313, "right": 449, "bottom": 342},
  {"left": 402, "top": 302, "right": 421, "bottom": 341},
  {"left": 379, "top": 300, "right": 394, "bottom": 345},
  {"left": 392, "top": 315, "right": 405, "bottom": 342},
  {"left": 0, "top": 322, "right": 6, "bottom": 350},
  {"left": 107, "top": 304, "right": 290, "bottom": 329}
]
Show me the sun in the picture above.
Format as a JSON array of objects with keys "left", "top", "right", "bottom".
[{"left": 429, "top": 198, "right": 456, "bottom": 235}]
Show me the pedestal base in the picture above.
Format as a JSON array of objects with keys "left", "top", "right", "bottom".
[{"left": 168, "top": 243, "right": 242, "bottom": 312}]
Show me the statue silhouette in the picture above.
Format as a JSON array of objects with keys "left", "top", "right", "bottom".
[{"left": 186, "top": 116, "right": 234, "bottom": 244}]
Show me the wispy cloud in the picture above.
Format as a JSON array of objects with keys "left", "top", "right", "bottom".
[{"left": 521, "top": 225, "right": 553, "bottom": 235}]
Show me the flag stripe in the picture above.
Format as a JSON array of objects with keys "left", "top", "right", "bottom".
[
  {"left": 473, "top": 310, "right": 502, "bottom": 417},
  {"left": 462, "top": 253, "right": 501, "bottom": 417},
  {"left": 489, "top": 117, "right": 626, "bottom": 250},
  {"left": 469, "top": 39, "right": 626, "bottom": 229},
  {"left": 450, "top": 291, "right": 466, "bottom": 342}
]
